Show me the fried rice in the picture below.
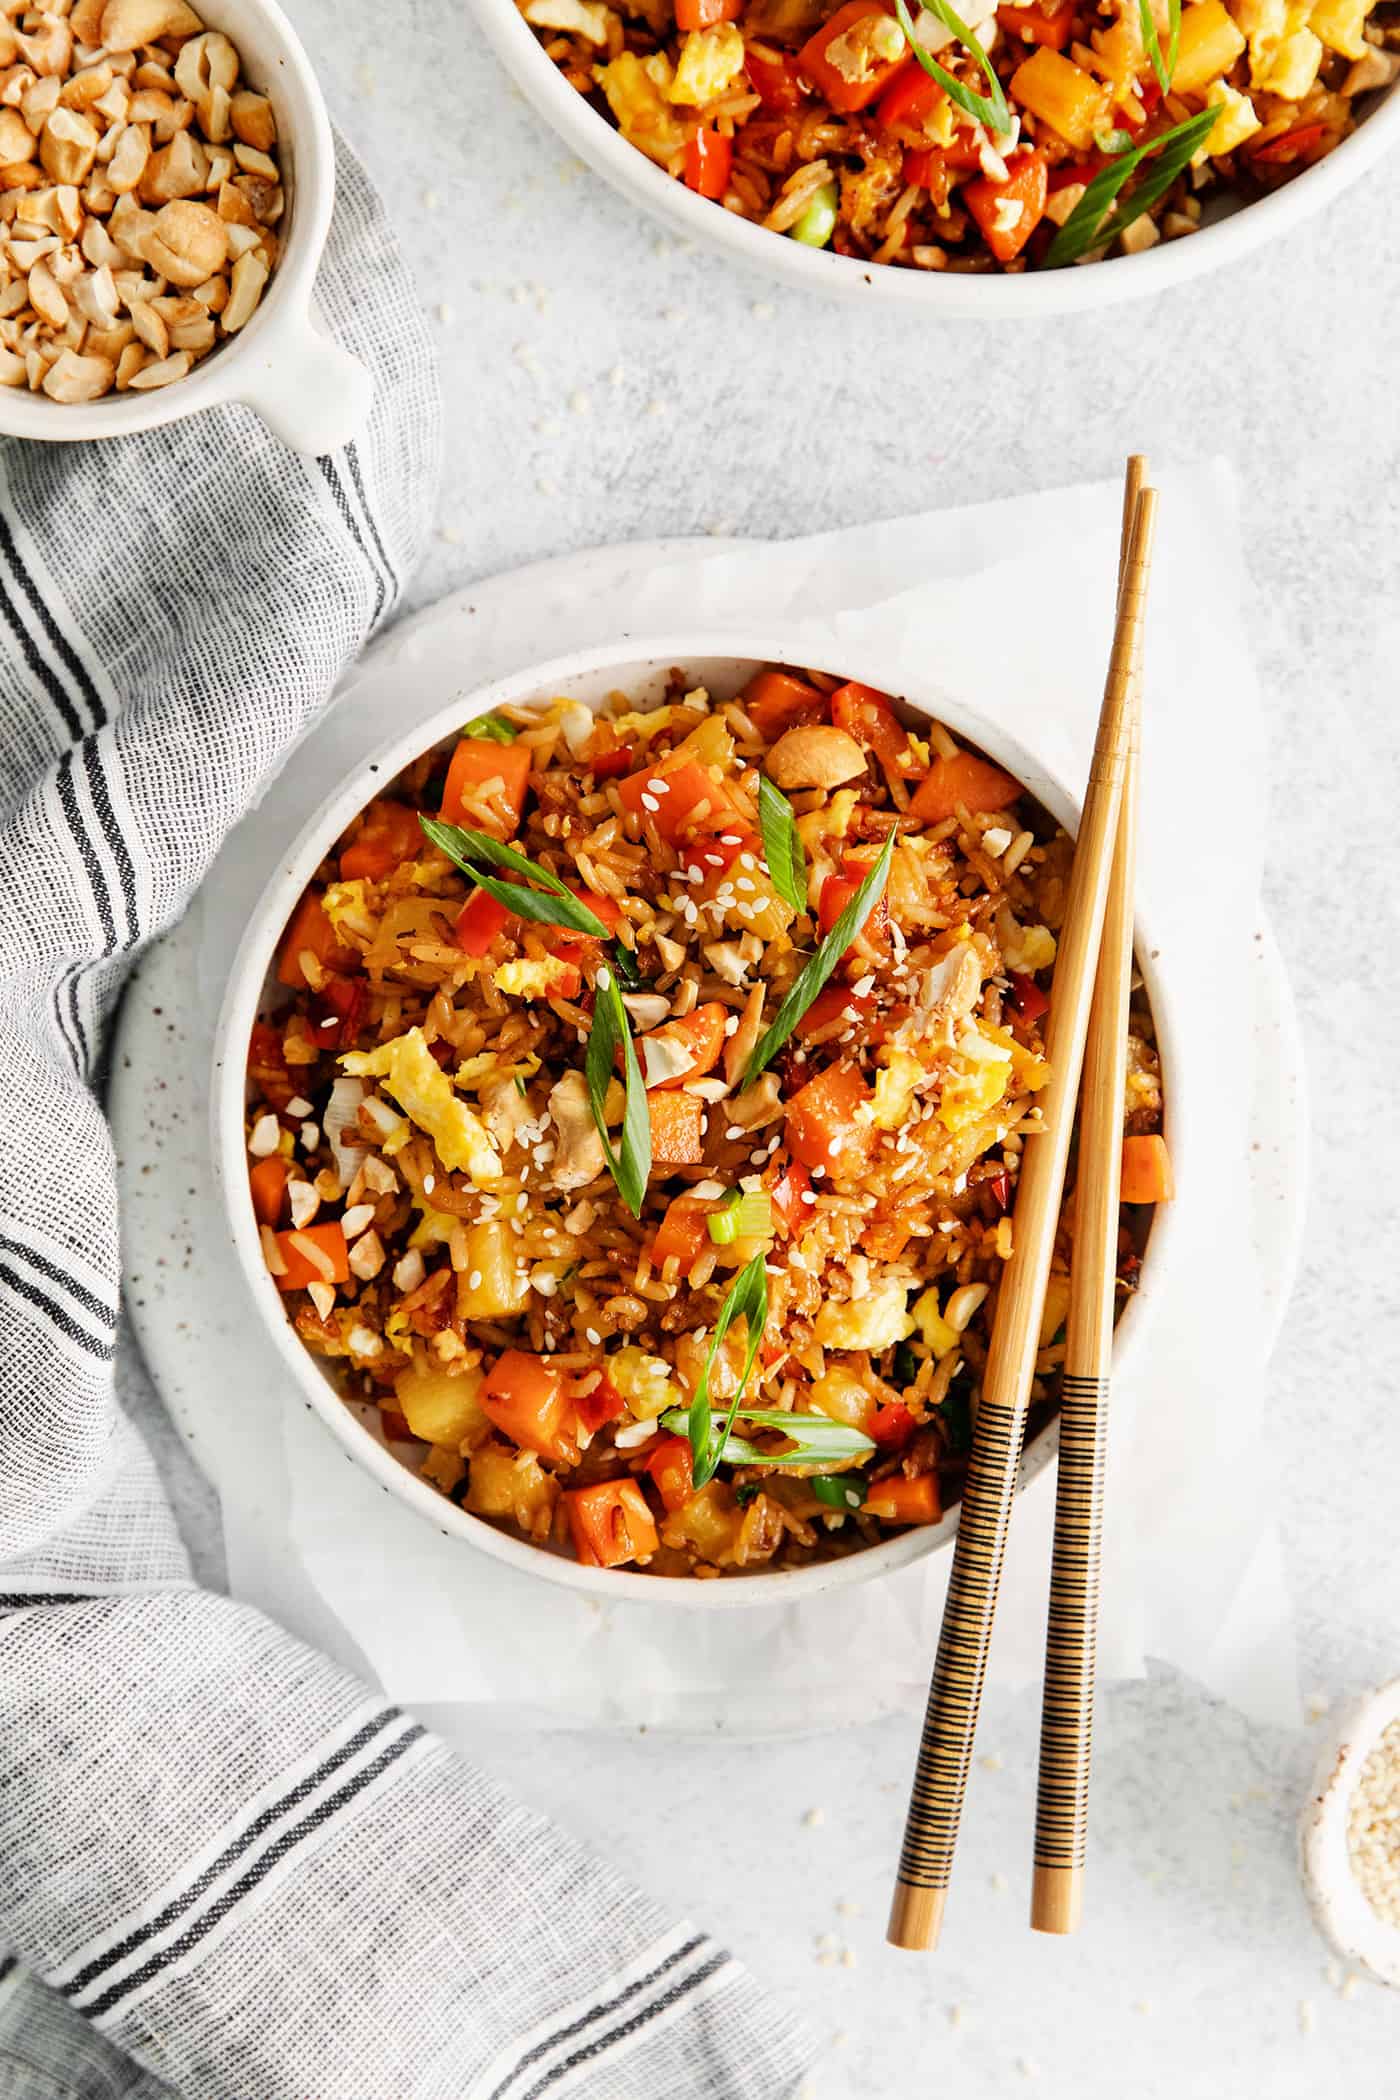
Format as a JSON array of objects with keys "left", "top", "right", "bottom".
[
  {"left": 243, "top": 667, "right": 1167, "bottom": 1579},
  {"left": 521, "top": 0, "right": 1398, "bottom": 273}
]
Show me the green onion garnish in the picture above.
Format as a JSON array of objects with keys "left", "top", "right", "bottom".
[
  {"left": 758, "top": 775, "right": 809, "bottom": 916},
  {"left": 584, "top": 963, "right": 651, "bottom": 1219},
  {"left": 1043, "top": 104, "right": 1220, "bottom": 268},
  {"left": 893, "top": 0, "right": 1012, "bottom": 138},
  {"left": 682, "top": 1253, "right": 769, "bottom": 1488},
  {"left": 663, "top": 1403, "right": 876, "bottom": 1472},
  {"left": 811, "top": 1472, "right": 868, "bottom": 1511},
  {"left": 742, "top": 828, "right": 896, "bottom": 1085},
  {"left": 706, "top": 1190, "right": 773, "bottom": 1245},
  {"left": 1138, "top": 0, "right": 1181, "bottom": 95},
  {"left": 460, "top": 712, "right": 518, "bottom": 743},
  {"left": 419, "top": 818, "right": 611, "bottom": 939}
]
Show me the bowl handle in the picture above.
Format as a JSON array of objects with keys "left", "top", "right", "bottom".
[{"left": 235, "top": 311, "right": 374, "bottom": 457}]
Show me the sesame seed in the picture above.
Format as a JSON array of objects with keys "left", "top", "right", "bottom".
[
  {"left": 803, "top": 1806, "right": 825, "bottom": 1828},
  {"left": 424, "top": 1174, "right": 436, "bottom": 1194},
  {"left": 585, "top": 1326, "right": 602, "bottom": 1345},
  {"left": 468, "top": 1270, "right": 483, "bottom": 1290}
]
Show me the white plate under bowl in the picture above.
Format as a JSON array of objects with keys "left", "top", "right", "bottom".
[
  {"left": 465, "top": 0, "right": 1400, "bottom": 318},
  {"left": 112, "top": 542, "right": 1305, "bottom": 1628}
]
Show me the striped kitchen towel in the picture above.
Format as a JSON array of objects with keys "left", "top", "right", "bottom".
[{"left": 0, "top": 142, "right": 809, "bottom": 2100}]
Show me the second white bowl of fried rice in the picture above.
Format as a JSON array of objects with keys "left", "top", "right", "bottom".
[{"left": 213, "top": 638, "right": 1180, "bottom": 1607}]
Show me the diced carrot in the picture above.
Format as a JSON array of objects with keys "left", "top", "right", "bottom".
[
  {"left": 641, "top": 1002, "right": 729, "bottom": 1090},
  {"left": 876, "top": 57, "right": 943, "bottom": 137},
  {"left": 864, "top": 1472, "right": 941, "bottom": 1524},
  {"left": 963, "top": 148, "right": 1048, "bottom": 263},
  {"left": 769, "top": 1158, "right": 814, "bottom": 1238},
  {"left": 616, "top": 759, "right": 739, "bottom": 846},
  {"left": 743, "top": 668, "right": 828, "bottom": 742},
  {"left": 276, "top": 890, "right": 360, "bottom": 990},
  {"left": 676, "top": 0, "right": 740, "bottom": 24},
  {"left": 248, "top": 1021, "right": 296, "bottom": 1111},
  {"left": 273, "top": 1222, "right": 349, "bottom": 1293},
  {"left": 643, "top": 1434, "right": 695, "bottom": 1514},
  {"left": 799, "top": 0, "right": 905, "bottom": 111},
  {"left": 564, "top": 1479, "right": 660, "bottom": 1569},
  {"left": 650, "top": 1193, "right": 715, "bottom": 1270},
  {"left": 455, "top": 888, "right": 513, "bottom": 956},
  {"left": 830, "top": 682, "right": 914, "bottom": 774},
  {"left": 785, "top": 1061, "right": 873, "bottom": 1175},
  {"left": 908, "top": 749, "right": 1021, "bottom": 824},
  {"left": 482, "top": 1350, "right": 576, "bottom": 1462},
  {"left": 684, "top": 123, "right": 731, "bottom": 199},
  {"left": 648, "top": 1091, "right": 706, "bottom": 1166},
  {"left": 575, "top": 1370, "right": 627, "bottom": 1435},
  {"left": 249, "top": 1154, "right": 289, "bottom": 1227},
  {"left": 440, "top": 737, "right": 533, "bottom": 840},
  {"left": 997, "top": 0, "right": 1075, "bottom": 47},
  {"left": 1120, "top": 1133, "right": 1174, "bottom": 1204},
  {"left": 796, "top": 983, "right": 875, "bottom": 1042},
  {"left": 338, "top": 799, "right": 422, "bottom": 881}
]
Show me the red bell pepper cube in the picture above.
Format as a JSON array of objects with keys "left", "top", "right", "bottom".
[
  {"left": 455, "top": 887, "right": 513, "bottom": 957},
  {"left": 642, "top": 1434, "right": 695, "bottom": 1513},
  {"left": 744, "top": 44, "right": 809, "bottom": 110},
  {"left": 575, "top": 1370, "right": 628, "bottom": 1435},
  {"left": 685, "top": 124, "right": 732, "bottom": 200},
  {"left": 1008, "top": 970, "right": 1049, "bottom": 1022},
  {"left": 676, "top": 0, "right": 741, "bottom": 24}
]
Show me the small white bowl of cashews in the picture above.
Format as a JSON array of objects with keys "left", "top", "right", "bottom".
[{"left": 0, "top": 0, "right": 371, "bottom": 454}]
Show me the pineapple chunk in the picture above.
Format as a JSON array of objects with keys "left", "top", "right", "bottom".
[
  {"left": 1197, "top": 78, "right": 1262, "bottom": 157},
  {"left": 456, "top": 1221, "right": 530, "bottom": 1321},
  {"left": 395, "top": 1363, "right": 490, "bottom": 1449},
  {"left": 1010, "top": 48, "right": 1110, "bottom": 149},
  {"left": 609, "top": 1344, "right": 682, "bottom": 1420},
  {"left": 814, "top": 1279, "right": 914, "bottom": 1353},
  {"left": 342, "top": 1028, "right": 501, "bottom": 1184},
  {"left": 1252, "top": 20, "right": 1322, "bottom": 89},
  {"left": 1309, "top": 0, "right": 1368, "bottom": 56},
  {"left": 1173, "top": 0, "right": 1248, "bottom": 89},
  {"left": 597, "top": 52, "right": 686, "bottom": 164},
  {"left": 873, "top": 1049, "right": 924, "bottom": 1132},
  {"left": 465, "top": 1442, "right": 557, "bottom": 1536},
  {"left": 912, "top": 1288, "right": 960, "bottom": 1358},
  {"left": 810, "top": 1368, "right": 878, "bottom": 1435},
  {"left": 493, "top": 957, "right": 578, "bottom": 1000}
]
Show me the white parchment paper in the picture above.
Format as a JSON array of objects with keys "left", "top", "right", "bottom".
[{"left": 211, "top": 463, "right": 1301, "bottom": 1735}]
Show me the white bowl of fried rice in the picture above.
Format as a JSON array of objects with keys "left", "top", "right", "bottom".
[
  {"left": 468, "top": 0, "right": 1400, "bottom": 313},
  {"left": 213, "top": 639, "right": 1179, "bottom": 1606}
]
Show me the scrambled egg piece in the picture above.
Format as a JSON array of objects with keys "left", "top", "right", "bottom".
[
  {"left": 815, "top": 1279, "right": 915, "bottom": 1354},
  {"left": 1198, "top": 79, "right": 1261, "bottom": 157},
  {"left": 322, "top": 879, "right": 376, "bottom": 941},
  {"left": 937, "top": 1039, "right": 1011, "bottom": 1132},
  {"left": 1254, "top": 20, "right": 1322, "bottom": 91},
  {"left": 995, "top": 906, "right": 1057, "bottom": 974},
  {"left": 873, "top": 1049, "right": 924, "bottom": 1132},
  {"left": 912, "top": 1288, "right": 959, "bottom": 1358},
  {"left": 1309, "top": 0, "right": 1369, "bottom": 56},
  {"left": 1231, "top": 0, "right": 1325, "bottom": 86},
  {"left": 597, "top": 52, "right": 686, "bottom": 163},
  {"left": 342, "top": 1028, "right": 501, "bottom": 1184},
  {"left": 493, "top": 957, "right": 577, "bottom": 999}
]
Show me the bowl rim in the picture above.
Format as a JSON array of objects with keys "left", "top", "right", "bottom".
[
  {"left": 211, "top": 632, "right": 1182, "bottom": 1610},
  {"left": 466, "top": 0, "right": 1400, "bottom": 317},
  {"left": 0, "top": 0, "right": 334, "bottom": 441}
]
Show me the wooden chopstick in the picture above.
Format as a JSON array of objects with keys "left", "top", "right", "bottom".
[
  {"left": 887, "top": 470, "right": 1158, "bottom": 1954},
  {"left": 1030, "top": 457, "right": 1147, "bottom": 1937}
]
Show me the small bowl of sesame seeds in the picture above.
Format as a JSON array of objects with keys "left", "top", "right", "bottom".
[{"left": 1302, "top": 1677, "right": 1400, "bottom": 1985}]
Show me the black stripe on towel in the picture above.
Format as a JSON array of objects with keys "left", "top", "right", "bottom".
[
  {"left": 0, "top": 560, "right": 83, "bottom": 741},
  {"left": 81, "top": 737, "right": 139, "bottom": 950},
  {"left": 0, "top": 507, "right": 105, "bottom": 730},
  {"left": 519, "top": 1953, "right": 732, "bottom": 2100},
  {"left": 343, "top": 441, "right": 399, "bottom": 603},
  {"left": 487, "top": 1936, "right": 709, "bottom": 2100},
  {"left": 65, "top": 1710, "right": 406, "bottom": 2002},
  {"left": 55, "top": 749, "right": 115, "bottom": 955},
  {"left": 0, "top": 1263, "right": 114, "bottom": 1360},
  {"left": 82, "top": 1724, "right": 426, "bottom": 2020},
  {"left": 318, "top": 458, "right": 386, "bottom": 627},
  {"left": 0, "top": 1237, "right": 117, "bottom": 1333}
]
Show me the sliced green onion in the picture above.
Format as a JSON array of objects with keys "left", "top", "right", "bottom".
[
  {"left": 758, "top": 775, "right": 809, "bottom": 915},
  {"left": 893, "top": 0, "right": 1012, "bottom": 138},
  {"left": 706, "top": 1189, "right": 773, "bottom": 1245},
  {"left": 891, "top": 1338, "right": 919, "bottom": 1388},
  {"left": 584, "top": 963, "right": 651, "bottom": 1219},
  {"left": 811, "top": 1472, "right": 868, "bottom": 1511},
  {"left": 743, "top": 827, "right": 896, "bottom": 1085},
  {"left": 1138, "top": 0, "right": 1181, "bottom": 96},
  {"left": 682, "top": 1254, "right": 769, "bottom": 1488},
  {"left": 460, "top": 712, "right": 518, "bottom": 743},
  {"left": 939, "top": 1385, "right": 973, "bottom": 1455},
  {"left": 791, "top": 179, "right": 838, "bottom": 248},
  {"left": 1043, "top": 104, "right": 1220, "bottom": 267},
  {"left": 663, "top": 1405, "right": 876, "bottom": 1471},
  {"left": 419, "top": 818, "right": 611, "bottom": 939}
]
